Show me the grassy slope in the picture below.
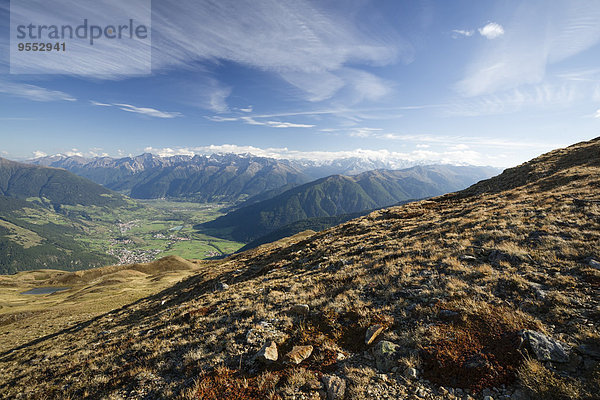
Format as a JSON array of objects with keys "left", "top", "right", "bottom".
[{"left": 0, "top": 139, "right": 599, "bottom": 399}]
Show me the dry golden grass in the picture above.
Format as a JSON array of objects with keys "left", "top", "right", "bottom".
[
  {"left": 0, "top": 137, "right": 599, "bottom": 399},
  {"left": 518, "top": 358, "right": 582, "bottom": 400}
]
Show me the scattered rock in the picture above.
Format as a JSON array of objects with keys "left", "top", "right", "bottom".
[
  {"left": 519, "top": 330, "right": 570, "bottom": 363},
  {"left": 256, "top": 340, "right": 278, "bottom": 363},
  {"left": 464, "top": 352, "right": 490, "bottom": 370},
  {"left": 321, "top": 374, "right": 346, "bottom": 400},
  {"left": 364, "top": 324, "right": 385, "bottom": 345},
  {"left": 403, "top": 367, "right": 418, "bottom": 379},
  {"left": 459, "top": 255, "right": 477, "bottom": 261},
  {"left": 511, "top": 389, "right": 530, "bottom": 400},
  {"left": 286, "top": 345, "right": 313, "bottom": 364},
  {"left": 290, "top": 304, "right": 310, "bottom": 315},
  {"left": 216, "top": 282, "right": 229, "bottom": 291},
  {"left": 483, "top": 396, "right": 494, "bottom": 400},
  {"left": 438, "top": 309, "right": 459, "bottom": 321},
  {"left": 372, "top": 340, "right": 399, "bottom": 372},
  {"left": 588, "top": 259, "right": 600, "bottom": 269},
  {"left": 246, "top": 321, "right": 288, "bottom": 346},
  {"left": 576, "top": 343, "right": 600, "bottom": 359},
  {"left": 528, "top": 282, "right": 547, "bottom": 299}
]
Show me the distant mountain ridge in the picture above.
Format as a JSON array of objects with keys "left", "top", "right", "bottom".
[
  {"left": 29, "top": 152, "right": 499, "bottom": 203},
  {"left": 31, "top": 153, "right": 310, "bottom": 203},
  {"left": 199, "top": 165, "right": 498, "bottom": 242}
]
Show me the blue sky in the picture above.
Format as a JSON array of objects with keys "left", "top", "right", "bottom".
[{"left": 1, "top": 0, "right": 599, "bottom": 167}]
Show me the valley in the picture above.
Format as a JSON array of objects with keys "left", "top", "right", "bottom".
[{"left": 62, "top": 199, "right": 244, "bottom": 264}]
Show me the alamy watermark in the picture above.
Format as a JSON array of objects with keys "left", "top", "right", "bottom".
[{"left": 10, "top": 0, "right": 151, "bottom": 75}]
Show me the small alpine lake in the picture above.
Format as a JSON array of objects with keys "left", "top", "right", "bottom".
[{"left": 20, "top": 287, "right": 71, "bottom": 295}]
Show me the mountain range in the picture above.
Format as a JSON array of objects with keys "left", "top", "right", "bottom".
[
  {"left": 30, "top": 153, "right": 498, "bottom": 204},
  {"left": 200, "top": 165, "right": 499, "bottom": 242},
  {"left": 31, "top": 153, "right": 310, "bottom": 203}
]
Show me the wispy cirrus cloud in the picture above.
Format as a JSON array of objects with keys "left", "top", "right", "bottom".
[
  {"left": 446, "top": 82, "right": 587, "bottom": 116},
  {"left": 4, "top": 0, "right": 151, "bottom": 76},
  {"left": 90, "top": 100, "right": 183, "bottom": 118},
  {"left": 150, "top": 0, "right": 406, "bottom": 74},
  {"left": 207, "top": 115, "right": 314, "bottom": 128},
  {"left": 90, "top": 100, "right": 111, "bottom": 107},
  {"left": 241, "top": 116, "right": 314, "bottom": 128},
  {"left": 457, "top": 1, "right": 600, "bottom": 96},
  {"left": 115, "top": 104, "right": 183, "bottom": 118},
  {"left": 0, "top": 81, "right": 76, "bottom": 102},
  {"left": 208, "top": 104, "right": 436, "bottom": 128},
  {"left": 1, "top": 1, "right": 407, "bottom": 109},
  {"left": 451, "top": 29, "right": 474, "bottom": 39}
]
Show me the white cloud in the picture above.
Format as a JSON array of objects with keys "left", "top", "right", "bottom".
[
  {"left": 90, "top": 100, "right": 183, "bottom": 118},
  {"left": 0, "top": 81, "right": 76, "bottom": 102},
  {"left": 447, "top": 82, "right": 585, "bottom": 116},
  {"left": 150, "top": 0, "right": 405, "bottom": 74},
  {"left": 63, "top": 149, "right": 84, "bottom": 157},
  {"left": 207, "top": 86, "right": 232, "bottom": 113},
  {"left": 90, "top": 100, "right": 112, "bottom": 107},
  {"left": 458, "top": 2, "right": 600, "bottom": 96},
  {"left": 144, "top": 144, "right": 481, "bottom": 165},
  {"left": 141, "top": 133, "right": 562, "bottom": 167},
  {"left": 113, "top": 104, "right": 183, "bottom": 118},
  {"left": 32, "top": 150, "right": 47, "bottom": 158},
  {"left": 348, "top": 128, "right": 383, "bottom": 138},
  {"left": 452, "top": 29, "right": 474, "bottom": 38},
  {"left": 280, "top": 70, "right": 345, "bottom": 102},
  {"left": 6, "top": 0, "right": 151, "bottom": 76},
  {"left": 594, "top": 109, "right": 600, "bottom": 118},
  {"left": 206, "top": 116, "right": 239, "bottom": 122},
  {"left": 3, "top": 1, "right": 405, "bottom": 107},
  {"left": 207, "top": 115, "right": 314, "bottom": 128},
  {"left": 478, "top": 23, "right": 504, "bottom": 39},
  {"left": 239, "top": 106, "right": 253, "bottom": 113},
  {"left": 556, "top": 68, "right": 600, "bottom": 82},
  {"left": 240, "top": 116, "right": 314, "bottom": 128},
  {"left": 279, "top": 68, "right": 392, "bottom": 104},
  {"left": 358, "top": 133, "right": 564, "bottom": 151}
]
